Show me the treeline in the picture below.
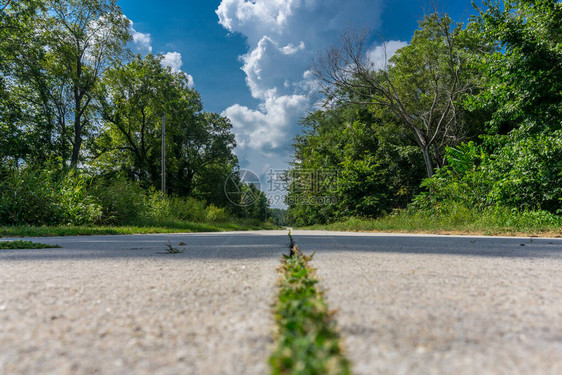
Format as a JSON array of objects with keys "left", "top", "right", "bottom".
[
  {"left": 0, "top": 0, "right": 268, "bottom": 226},
  {"left": 288, "top": 1, "right": 562, "bottom": 226}
]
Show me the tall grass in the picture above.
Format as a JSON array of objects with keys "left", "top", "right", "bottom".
[{"left": 306, "top": 204, "right": 562, "bottom": 236}]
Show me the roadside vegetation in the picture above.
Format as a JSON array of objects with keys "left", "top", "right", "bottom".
[
  {"left": 307, "top": 206, "right": 562, "bottom": 237},
  {"left": 0, "top": 240, "right": 61, "bottom": 249},
  {"left": 288, "top": 1, "right": 562, "bottom": 235},
  {"left": 0, "top": 0, "right": 271, "bottom": 235},
  {"left": 270, "top": 234, "right": 350, "bottom": 375}
]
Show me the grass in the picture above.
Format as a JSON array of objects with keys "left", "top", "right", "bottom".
[
  {"left": 0, "top": 219, "right": 277, "bottom": 238},
  {"left": 304, "top": 205, "right": 562, "bottom": 237},
  {"left": 269, "top": 240, "right": 350, "bottom": 375},
  {"left": 0, "top": 240, "right": 61, "bottom": 249}
]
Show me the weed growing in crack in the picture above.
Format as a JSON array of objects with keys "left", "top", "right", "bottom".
[
  {"left": 165, "top": 241, "right": 184, "bottom": 254},
  {"left": 270, "top": 236, "right": 350, "bottom": 374}
]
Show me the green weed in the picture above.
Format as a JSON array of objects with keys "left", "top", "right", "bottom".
[
  {"left": 0, "top": 240, "right": 61, "bottom": 249},
  {"left": 270, "top": 235, "right": 350, "bottom": 375}
]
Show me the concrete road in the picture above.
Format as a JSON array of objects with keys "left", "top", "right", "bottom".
[{"left": 1, "top": 230, "right": 561, "bottom": 374}]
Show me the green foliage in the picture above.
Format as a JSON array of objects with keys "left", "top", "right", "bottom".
[
  {"left": 469, "top": 0, "right": 562, "bottom": 134},
  {"left": 0, "top": 167, "right": 261, "bottom": 228},
  {"left": 306, "top": 205, "right": 562, "bottom": 236},
  {"left": 414, "top": 132, "right": 562, "bottom": 214},
  {"left": 96, "top": 54, "right": 237, "bottom": 201},
  {"left": 0, "top": 240, "right": 61, "bottom": 249},
  {"left": 0, "top": 165, "right": 102, "bottom": 225},
  {"left": 89, "top": 176, "right": 149, "bottom": 224},
  {"left": 269, "top": 208, "right": 289, "bottom": 226},
  {"left": 205, "top": 204, "right": 230, "bottom": 223},
  {"left": 288, "top": 104, "right": 425, "bottom": 226},
  {"left": 270, "top": 246, "right": 350, "bottom": 375}
]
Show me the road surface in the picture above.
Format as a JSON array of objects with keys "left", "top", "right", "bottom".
[{"left": 1, "top": 230, "right": 561, "bottom": 374}]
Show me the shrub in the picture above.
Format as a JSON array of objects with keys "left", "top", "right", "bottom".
[
  {"left": 205, "top": 204, "right": 230, "bottom": 223},
  {"left": 413, "top": 134, "right": 562, "bottom": 214},
  {"left": 0, "top": 167, "right": 102, "bottom": 225},
  {"left": 90, "top": 176, "right": 148, "bottom": 225}
]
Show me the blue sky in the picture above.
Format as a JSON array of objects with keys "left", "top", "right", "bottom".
[{"left": 119, "top": 0, "right": 482, "bottom": 204}]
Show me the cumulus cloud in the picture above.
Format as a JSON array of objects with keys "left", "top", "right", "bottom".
[
  {"left": 216, "top": 0, "right": 405, "bottom": 204},
  {"left": 129, "top": 21, "right": 152, "bottom": 54},
  {"left": 224, "top": 94, "right": 309, "bottom": 154},
  {"left": 161, "top": 52, "right": 183, "bottom": 72},
  {"left": 241, "top": 36, "right": 308, "bottom": 100},
  {"left": 223, "top": 93, "right": 309, "bottom": 192},
  {"left": 217, "top": 0, "right": 384, "bottom": 47}
]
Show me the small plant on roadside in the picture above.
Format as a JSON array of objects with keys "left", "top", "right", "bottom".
[
  {"left": 287, "top": 229, "right": 296, "bottom": 256},
  {"left": 270, "top": 236, "right": 350, "bottom": 375},
  {"left": 164, "top": 241, "right": 184, "bottom": 254},
  {"left": 0, "top": 241, "right": 61, "bottom": 250}
]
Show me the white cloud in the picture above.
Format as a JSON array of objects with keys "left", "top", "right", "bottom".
[
  {"left": 223, "top": 94, "right": 309, "bottom": 154},
  {"left": 241, "top": 36, "right": 309, "bottom": 100},
  {"left": 129, "top": 21, "right": 152, "bottom": 54},
  {"left": 161, "top": 51, "right": 183, "bottom": 73},
  {"left": 222, "top": 93, "right": 309, "bottom": 190},
  {"left": 185, "top": 74, "right": 195, "bottom": 88}
]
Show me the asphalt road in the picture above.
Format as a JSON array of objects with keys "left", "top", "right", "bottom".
[{"left": 1, "top": 230, "right": 561, "bottom": 374}]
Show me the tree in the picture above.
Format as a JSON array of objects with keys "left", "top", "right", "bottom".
[
  {"left": 415, "top": 1, "right": 562, "bottom": 214},
  {"left": 5, "top": 0, "right": 130, "bottom": 167},
  {"left": 288, "top": 102, "right": 425, "bottom": 225},
  {"left": 0, "top": 0, "right": 42, "bottom": 67},
  {"left": 170, "top": 112, "right": 237, "bottom": 198},
  {"left": 313, "top": 14, "right": 479, "bottom": 177},
  {"left": 46, "top": 0, "right": 130, "bottom": 166},
  {"left": 468, "top": 0, "right": 562, "bottom": 134},
  {"left": 96, "top": 54, "right": 185, "bottom": 184},
  {"left": 97, "top": 54, "right": 238, "bottom": 200}
]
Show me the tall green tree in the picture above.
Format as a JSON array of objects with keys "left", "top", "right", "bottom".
[
  {"left": 96, "top": 54, "right": 237, "bottom": 200},
  {"left": 45, "top": 0, "right": 130, "bottom": 166},
  {"left": 314, "top": 14, "right": 481, "bottom": 177},
  {"left": 417, "top": 1, "right": 562, "bottom": 214},
  {"left": 468, "top": 0, "right": 562, "bottom": 134},
  {"left": 288, "top": 102, "right": 425, "bottom": 225},
  {"left": 5, "top": 0, "right": 130, "bottom": 167}
]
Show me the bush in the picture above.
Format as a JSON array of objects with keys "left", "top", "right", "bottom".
[
  {"left": 0, "top": 168, "right": 238, "bottom": 227},
  {"left": 0, "top": 167, "right": 102, "bottom": 225},
  {"left": 413, "top": 134, "right": 562, "bottom": 214},
  {"left": 205, "top": 204, "right": 230, "bottom": 223},
  {"left": 90, "top": 176, "right": 148, "bottom": 225}
]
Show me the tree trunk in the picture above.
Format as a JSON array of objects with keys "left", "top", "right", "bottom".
[
  {"left": 70, "top": 103, "right": 82, "bottom": 167},
  {"left": 422, "top": 145, "right": 434, "bottom": 178},
  {"left": 70, "top": 124, "right": 81, "bottom": 167}
]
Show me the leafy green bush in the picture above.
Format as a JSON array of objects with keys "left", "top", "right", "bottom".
[
  {"left": 56, "top": 172, "right": 103, "bottom": 225},
  {"left": 487, "top": 132, "right": 562, "bottom": 212},
  {"left": 205, "top": 204, "right": 230, "bottom": 223},
  {"left": 90, "top": 176, "right": 148, "bottom": 225},
  {"left": 169, "top": 196, "right": 208, "bottom": 222},
  {"left": 0, "top": 167, "right": 102, "bottom": 225},
  {"left": 413, "top": 134, "right": 562, "bottom": 215}
]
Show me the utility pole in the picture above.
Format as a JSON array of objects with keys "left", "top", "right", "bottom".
[{"left": 161, "top": 114, "right": 166, "bottom": 195}]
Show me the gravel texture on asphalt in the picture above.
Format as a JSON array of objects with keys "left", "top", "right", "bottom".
[
  {"left": 295, "top": 231, "right": 562, "bottom": 375},
  {"left": 0, "top": 232, "right": 284, "bottom": 375}
]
